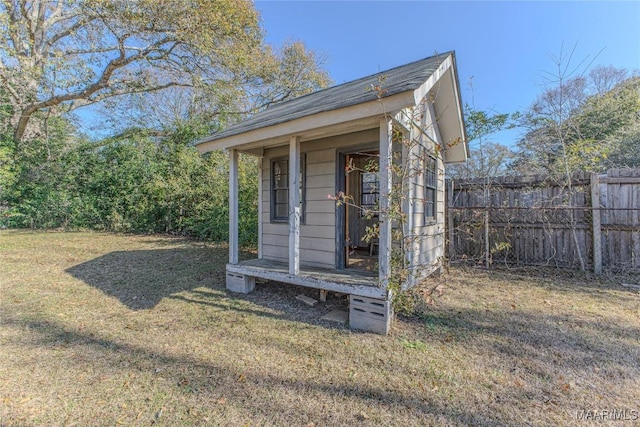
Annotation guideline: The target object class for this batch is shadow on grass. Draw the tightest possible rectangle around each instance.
[405,301,640,390]
[65,246,233,310]
[165,293,290,322]
[64,246,342,328]
[468,265,640,300]
[2,314,513,426]
[424,308,638,356]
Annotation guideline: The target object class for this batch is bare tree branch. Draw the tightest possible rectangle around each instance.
[1,0,329,143]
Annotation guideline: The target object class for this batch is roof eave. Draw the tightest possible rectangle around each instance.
[196,90,416,153]
[447,52,470,162]
[412,52,468,164]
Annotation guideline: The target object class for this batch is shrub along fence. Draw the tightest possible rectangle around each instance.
[447,168,640,273]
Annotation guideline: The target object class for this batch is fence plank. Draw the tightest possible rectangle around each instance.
[447,180,455,260]
[448,169,640,272]
[591,173,602,274]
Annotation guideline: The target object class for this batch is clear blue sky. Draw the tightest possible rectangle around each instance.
[255,0,640,146]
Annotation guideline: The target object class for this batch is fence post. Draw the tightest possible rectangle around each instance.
[484,208,490,269]
[447,179,455,260]
[484,178,490,269]
[590,173,602,274]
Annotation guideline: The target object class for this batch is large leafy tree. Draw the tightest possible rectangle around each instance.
[569,75,640,170]
[0,0,329,143]
[0,0,330,243]
[512,65,639,175]
[510,61,637,272]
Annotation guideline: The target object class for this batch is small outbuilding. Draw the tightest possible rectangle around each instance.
[196,51,467,334]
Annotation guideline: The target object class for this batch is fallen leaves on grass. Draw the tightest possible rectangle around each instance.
[1,231,639,427]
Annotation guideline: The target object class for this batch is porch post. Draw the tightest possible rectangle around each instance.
[289,136,301,275]
[257,156,263,259]
[229,148,239,265]
[404,121,417,288]
[379,117,393,289]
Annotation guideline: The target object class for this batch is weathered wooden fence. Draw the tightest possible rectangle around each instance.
[447,169,640,272]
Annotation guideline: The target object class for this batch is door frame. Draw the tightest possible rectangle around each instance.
[335,143,379,270]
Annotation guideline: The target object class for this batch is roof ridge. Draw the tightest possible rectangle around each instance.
[263,50,454,111]
[195,50,455,146]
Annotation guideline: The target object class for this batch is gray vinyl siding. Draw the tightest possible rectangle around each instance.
[411,157,445,269]
[406,100,446,286]
[261,128,378,269]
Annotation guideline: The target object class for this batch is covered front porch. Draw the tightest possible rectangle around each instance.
[225,258,391,334]
[224,119,395,334]
[226,258,383,299]
[222,118,396,333]
[225,118,395,295]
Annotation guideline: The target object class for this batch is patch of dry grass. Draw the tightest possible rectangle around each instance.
[1,230,639,426]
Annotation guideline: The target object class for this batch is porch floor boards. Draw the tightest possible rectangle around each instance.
[227,258,387,299]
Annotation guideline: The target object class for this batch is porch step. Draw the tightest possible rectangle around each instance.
[349,295,393,335]
[226,272,256,294]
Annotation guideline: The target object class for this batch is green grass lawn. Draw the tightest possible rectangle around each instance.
[1,230,639,426]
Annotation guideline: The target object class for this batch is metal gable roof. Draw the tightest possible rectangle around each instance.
[196,51,454,145]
